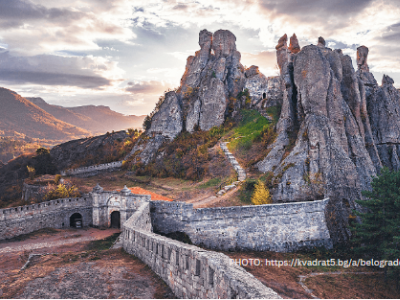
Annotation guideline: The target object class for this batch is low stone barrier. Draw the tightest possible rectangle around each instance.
[150,199,333,252]
[122,202,281,299]
[61,161,123,176]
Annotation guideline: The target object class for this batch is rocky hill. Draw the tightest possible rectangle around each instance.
[0,88,90,140]
[27,97,145,134]
[125,29,400,244]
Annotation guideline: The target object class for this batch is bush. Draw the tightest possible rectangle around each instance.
[44,184,80,201]
[54,174,62,185]
[251,180,272,205]
[27,165,35,179]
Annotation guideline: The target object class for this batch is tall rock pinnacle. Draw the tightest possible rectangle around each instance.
[288,34,300,54]
[357,46,369,72]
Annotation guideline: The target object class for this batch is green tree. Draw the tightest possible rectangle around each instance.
[351,167,400,286]
[251,180,272,205]
[143,115,152,130]
[33,147,56,175]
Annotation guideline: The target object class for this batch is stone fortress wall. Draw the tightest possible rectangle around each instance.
[0,196,92,240]
[0,183,332,298]
[122,202,281,299]
[60,161,123,176]
[150,199,333,252]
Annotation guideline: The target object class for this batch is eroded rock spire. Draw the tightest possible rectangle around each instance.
[357,45,369,72]
[317,36,326,47]
[288,34,300,54]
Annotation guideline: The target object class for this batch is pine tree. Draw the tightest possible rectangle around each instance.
[351,167,400,286]
[351,167,400,258]
[251,180,272,205]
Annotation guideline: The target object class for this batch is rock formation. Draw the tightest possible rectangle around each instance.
[244,66,282,108]
[126,30,400,244]
[256,36,400,243]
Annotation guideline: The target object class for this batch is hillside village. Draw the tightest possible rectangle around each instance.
[1,29,400,299]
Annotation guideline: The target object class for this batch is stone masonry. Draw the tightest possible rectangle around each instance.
[217,142,247,197]
[123,202,281,299]
[0,183,333,298]
[0,196,92,240]
[151,199,333,252]
[61,161,123,177]
[220,142,246,181]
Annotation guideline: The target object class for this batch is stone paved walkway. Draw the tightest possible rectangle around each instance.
[216,142,247,197]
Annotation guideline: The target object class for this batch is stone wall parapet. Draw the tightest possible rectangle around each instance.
[122,202,281,299]
[61,161,123,176]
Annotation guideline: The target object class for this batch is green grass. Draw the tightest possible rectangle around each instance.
[198,177,222,189]
[227,109,272,152]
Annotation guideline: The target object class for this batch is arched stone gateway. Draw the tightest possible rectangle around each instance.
[70,213,83,228]
[110,211,121,228]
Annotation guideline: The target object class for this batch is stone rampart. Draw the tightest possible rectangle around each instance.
[122,202,280,299]
[61,161,123,176]
[150,199,333,252]
[0,196,92,240]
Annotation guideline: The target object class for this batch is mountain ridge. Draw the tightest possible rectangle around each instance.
[27,97,145,135]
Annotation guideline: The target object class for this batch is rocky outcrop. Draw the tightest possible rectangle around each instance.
[147,92,183,140]
[357,52,400,170]
[244,66,283,109]
[183,29,246,132]
[130,29,249,163]
[256,35,400,243]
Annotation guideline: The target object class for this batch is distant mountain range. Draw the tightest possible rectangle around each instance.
[0,87,145,143]
[27,97,145,135]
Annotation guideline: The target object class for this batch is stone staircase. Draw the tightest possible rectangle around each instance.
[217,142,247,197]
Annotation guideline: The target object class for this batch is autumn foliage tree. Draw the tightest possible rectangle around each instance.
[251,180,272,205]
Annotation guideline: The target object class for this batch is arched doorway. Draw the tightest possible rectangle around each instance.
[110,211,120,228]
[263,92,266,99]
[70,213,83,228]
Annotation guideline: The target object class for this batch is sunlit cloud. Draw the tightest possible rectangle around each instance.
[0,0,399,116]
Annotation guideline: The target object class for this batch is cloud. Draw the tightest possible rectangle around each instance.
[0,52,116,88]
[125,80,167,94]
[0,0,135,55]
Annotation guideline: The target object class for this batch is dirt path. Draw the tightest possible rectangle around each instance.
[0,228,120,254]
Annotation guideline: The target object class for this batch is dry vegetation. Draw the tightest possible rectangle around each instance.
[0,228,174,299]
[226,251,400,299]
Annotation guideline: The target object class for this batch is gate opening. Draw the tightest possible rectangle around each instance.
[111,211,121,228]
[70,213,83,228]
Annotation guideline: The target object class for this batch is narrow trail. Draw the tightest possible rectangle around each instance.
[0,236,97,254]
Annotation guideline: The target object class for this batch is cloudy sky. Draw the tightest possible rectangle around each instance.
[0,0,399,116]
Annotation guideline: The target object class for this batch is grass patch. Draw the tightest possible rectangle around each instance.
[86,233,120,251]
[198,177,222,189]
[265,105,281,124]
[238,178,258,205]
[227,109,272,153]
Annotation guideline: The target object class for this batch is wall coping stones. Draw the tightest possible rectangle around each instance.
[61,160,123,176]
[122,202,281,299]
